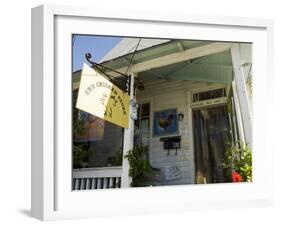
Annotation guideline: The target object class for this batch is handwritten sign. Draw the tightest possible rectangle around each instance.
[164,166,181,181]
[76,63,130,128]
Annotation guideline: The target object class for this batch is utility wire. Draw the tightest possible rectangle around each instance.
[125,38,142,75]
[85,38,142,94]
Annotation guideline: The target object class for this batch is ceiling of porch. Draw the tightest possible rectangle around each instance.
[137,50,233,84]
[100,39,235,85]
[100,39,213,69]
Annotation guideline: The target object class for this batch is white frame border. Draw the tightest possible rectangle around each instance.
[31,4,274,221]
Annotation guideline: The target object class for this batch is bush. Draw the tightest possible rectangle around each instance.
[223,141,252,182]
[125,146,152,187]
[73,143,91,168]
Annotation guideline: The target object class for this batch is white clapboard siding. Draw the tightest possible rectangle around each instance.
[72,166,122,190]
[137,79,224,185]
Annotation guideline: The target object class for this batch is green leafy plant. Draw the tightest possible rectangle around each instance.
[125,146,153,187]
[73,118,84,137]
[107,149,123,166]
[73,116,91,168]
[114,149,123,166]
[223,141,252,182]
[73,143,91,168]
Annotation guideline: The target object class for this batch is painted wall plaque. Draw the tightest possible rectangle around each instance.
[164,165,181,181]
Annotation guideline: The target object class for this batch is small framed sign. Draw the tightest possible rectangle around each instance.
[164,166,181,181]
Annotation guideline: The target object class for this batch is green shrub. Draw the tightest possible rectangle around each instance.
[73,143,91,168]
[223,141,252,182]
[125,146,152,187]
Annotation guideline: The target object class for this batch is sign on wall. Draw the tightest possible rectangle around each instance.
[164,165,181,181]
[76,63,130,128]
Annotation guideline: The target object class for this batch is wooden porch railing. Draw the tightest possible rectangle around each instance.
[72,166,122,190]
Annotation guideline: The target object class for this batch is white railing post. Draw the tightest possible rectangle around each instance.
[121,73,135,188]
[85,178,91,189]
[109,177,114,188]
[91,178,96,189]
[231,44,252,149]
[74,179,80,190]
[97,178,102,189]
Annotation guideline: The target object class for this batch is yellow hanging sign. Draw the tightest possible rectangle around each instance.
[76,63,130,128]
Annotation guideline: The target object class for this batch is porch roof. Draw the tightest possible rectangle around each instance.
[100,39,234,84]
[100,39,211,68]
[137,50,233,84]
[73,39,251,86]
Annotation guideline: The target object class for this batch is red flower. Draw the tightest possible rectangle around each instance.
[232,171,243,182]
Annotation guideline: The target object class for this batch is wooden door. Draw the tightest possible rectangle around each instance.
[193,106,230,184]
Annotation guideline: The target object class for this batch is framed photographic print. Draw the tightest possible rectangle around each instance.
[31,4,274,221]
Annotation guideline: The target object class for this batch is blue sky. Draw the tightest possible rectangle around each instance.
[72,35,122,72]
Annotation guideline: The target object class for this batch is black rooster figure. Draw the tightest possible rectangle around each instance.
[110,95,118,106]
[157,113,175,131]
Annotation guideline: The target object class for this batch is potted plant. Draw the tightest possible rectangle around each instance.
[125,146,153,187]
[73,116,91,168]
[107,149,123,166]
[223,141,252,182]
[73,143,91,168]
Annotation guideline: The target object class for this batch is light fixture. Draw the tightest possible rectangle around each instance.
[178,113,184,121]
[135,78,145,91]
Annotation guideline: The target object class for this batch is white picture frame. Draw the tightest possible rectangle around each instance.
[31,4,274,221]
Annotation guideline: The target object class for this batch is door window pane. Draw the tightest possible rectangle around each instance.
[134,103,150,147]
